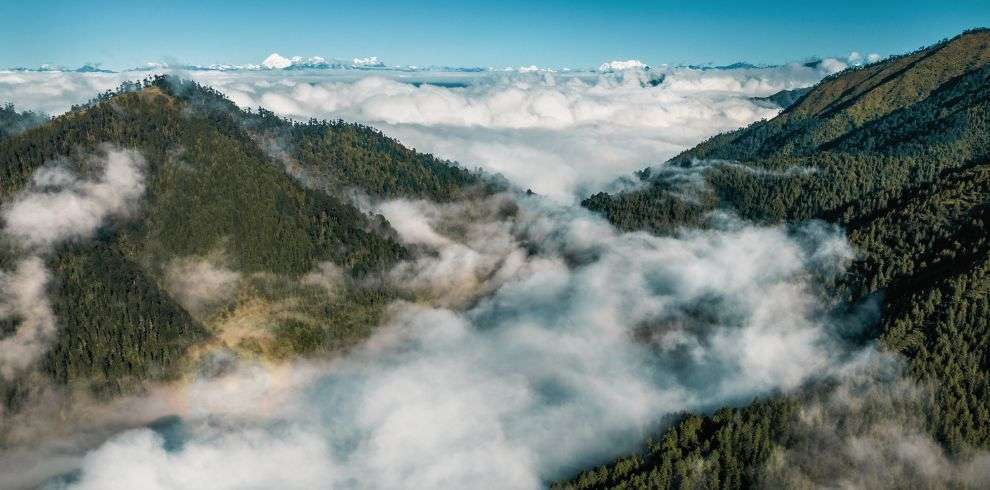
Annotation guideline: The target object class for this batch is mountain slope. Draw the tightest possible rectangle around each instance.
[564,28,990,488]
[586,29,990,232]
[0,76,487,410]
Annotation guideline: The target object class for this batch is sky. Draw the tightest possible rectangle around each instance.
[2,0,988,69]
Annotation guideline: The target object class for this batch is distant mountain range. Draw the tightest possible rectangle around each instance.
[3,53,868,75]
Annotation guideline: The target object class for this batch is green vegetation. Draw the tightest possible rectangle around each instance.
[564,28,990,488]
[0,76,489,408]
[44,238,206,396]
[554,400,796,490]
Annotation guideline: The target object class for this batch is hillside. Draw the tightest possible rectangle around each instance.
[563,28,990,488]
[0,76,488,410]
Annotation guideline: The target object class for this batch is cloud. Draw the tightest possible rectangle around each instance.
[0,257,55,379]
[1,62,844,201]
[2,148,146,249]
[66,425,338,490]
[199,63,848,201]
[164,258,242,317]
[0,71,129,116]
[211,69,796,199]
[599,60,648,72]
[0,57,885,488]
[45,193,866,489]
[374,195,538,307]
[0,147,145,379]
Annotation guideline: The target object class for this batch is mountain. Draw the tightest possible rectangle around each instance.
[684,62,768,71]
[0,76,490,409]
[561,28,990,488]
[261,53,293,69]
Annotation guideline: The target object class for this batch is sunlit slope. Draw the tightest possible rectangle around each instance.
[565,28,990,489]
[684,28,990,161]
[586,29,990,232]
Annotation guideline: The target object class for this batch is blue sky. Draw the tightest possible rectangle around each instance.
[2,0,988,69]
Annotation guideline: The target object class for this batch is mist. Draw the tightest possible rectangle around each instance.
[0,148,145,379]
[22,191,871,489]
[1,58,860,202]
[0,54,904,490]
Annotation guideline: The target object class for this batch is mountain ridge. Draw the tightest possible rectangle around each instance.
[0,75,490,409]
[562,27,990,489]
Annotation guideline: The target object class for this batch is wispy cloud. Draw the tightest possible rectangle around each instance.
[35,194,869,489]
[0,148,145,379]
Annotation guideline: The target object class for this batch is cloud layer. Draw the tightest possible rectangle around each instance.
[1,59,857,201]
[202,66,827,200]
[3,149,145,248]
[0,55,889,488]
[0,148,145,379]
[48,194,864,489]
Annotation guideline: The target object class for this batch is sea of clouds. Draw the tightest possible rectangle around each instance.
[0,55,861,201]
[19,193,867,489]
[6,53,972,489]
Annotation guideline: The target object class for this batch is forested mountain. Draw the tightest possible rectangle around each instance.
[0,76,488,409]
[561,28,990,488]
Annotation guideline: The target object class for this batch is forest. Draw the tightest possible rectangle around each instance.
[559,28,990,488]
[1,27,989,488]
[0,75,491,410]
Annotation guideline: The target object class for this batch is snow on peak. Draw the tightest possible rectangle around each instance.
[352,56,384,67]
[262,53,292,69]
[598,59,647,72]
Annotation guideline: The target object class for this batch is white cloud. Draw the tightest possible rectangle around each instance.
[164,258,241,316]
[818,57,849,74]
[0,56,887,488]
[198,69,809,201]
[598,59,647,72]
[48,194,864,489]
[67,426,339,490]
[2,148,146,248]
[0,148,145,379]
[0,257,55,379]
[0,61,844,201]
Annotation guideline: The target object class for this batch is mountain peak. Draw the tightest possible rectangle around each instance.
[262,52,292,69]
[598,59,648,72]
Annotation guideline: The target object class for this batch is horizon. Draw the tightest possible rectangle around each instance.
[3,6,990,489]
[2,1,988,70]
